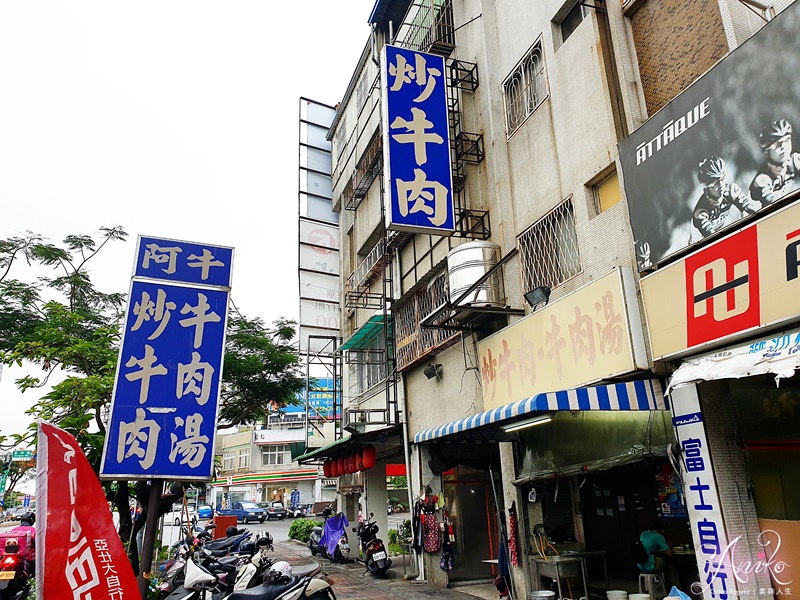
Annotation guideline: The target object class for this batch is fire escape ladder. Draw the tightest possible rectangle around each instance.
[445,58,488,239]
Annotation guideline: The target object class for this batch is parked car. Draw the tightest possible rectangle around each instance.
[217,501,266,523]
[257,501,287,520]
[197,504,214,520]
[163,503,198,527]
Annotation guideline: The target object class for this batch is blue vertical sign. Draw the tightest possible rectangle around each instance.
[100,236,233,481]
[382,45,455,234]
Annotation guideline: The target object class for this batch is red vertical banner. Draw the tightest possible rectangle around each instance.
[36,422,139,600]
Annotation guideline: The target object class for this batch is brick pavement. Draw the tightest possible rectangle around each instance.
[272,539,479,600]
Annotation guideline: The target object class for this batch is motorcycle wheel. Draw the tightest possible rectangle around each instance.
[309,542,318,556]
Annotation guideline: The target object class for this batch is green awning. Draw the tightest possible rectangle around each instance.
[296,425,402,464]
[289,442,307,461]
[296,435,354,463]
[339,314,387,352]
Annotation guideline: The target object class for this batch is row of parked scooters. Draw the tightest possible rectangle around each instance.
[155,523,336,600]
[306,508,392,579]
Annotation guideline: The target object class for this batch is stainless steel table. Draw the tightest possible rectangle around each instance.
[531,556,589,600]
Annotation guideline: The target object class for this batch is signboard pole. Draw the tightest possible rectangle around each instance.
[138,479,165,598]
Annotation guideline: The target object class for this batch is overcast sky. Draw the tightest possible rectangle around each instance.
[0,2,375,444]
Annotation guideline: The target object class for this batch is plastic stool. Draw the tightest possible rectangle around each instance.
[639,573,667,600]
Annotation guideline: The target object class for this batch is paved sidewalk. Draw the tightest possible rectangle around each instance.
[272,539,487,600]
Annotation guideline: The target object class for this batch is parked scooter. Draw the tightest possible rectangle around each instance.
[0,513,35,600]
[353,513,391,578]
[165,558,334,600]
[308,507,349,563]
[229,561,335,600]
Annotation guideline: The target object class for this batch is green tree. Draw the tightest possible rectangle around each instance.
[2,458,36,500]
[0,226,305,565]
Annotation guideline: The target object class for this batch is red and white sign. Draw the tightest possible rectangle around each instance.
[641,201,800,359]
[36,422,139,600]
[685,225,760,347]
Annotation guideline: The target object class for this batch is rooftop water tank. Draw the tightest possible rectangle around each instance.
[447,241,505,307]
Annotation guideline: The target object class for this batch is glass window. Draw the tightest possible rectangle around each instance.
[560,2,586,43]
[595,172,622,213]
[223,451,236,471]
[237,448,250,469]
[261,444,291,467]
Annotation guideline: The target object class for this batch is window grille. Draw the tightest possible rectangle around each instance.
[356,71,370,114]
[395,271,458,370]
[334,116,347,158]
[503,40,547,137]
[518,198,581,294]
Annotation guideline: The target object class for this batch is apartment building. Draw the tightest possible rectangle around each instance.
[305,1,799,597]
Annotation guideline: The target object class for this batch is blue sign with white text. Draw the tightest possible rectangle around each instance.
[277,378,335,417]
[134,236,233,288]
[382,45,454,234]
[101,237,232,481]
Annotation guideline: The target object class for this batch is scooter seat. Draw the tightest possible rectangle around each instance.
[227,577,304,600]
[292,563,321,578]
[215,555,240,568]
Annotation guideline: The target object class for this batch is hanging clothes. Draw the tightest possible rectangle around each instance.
[497,538,510,578]
[422,498,440,553]
[508,501,519,567]
[439,537,455,572]
[412,500,423,552]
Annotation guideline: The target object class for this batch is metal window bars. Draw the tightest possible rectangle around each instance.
[518,198,582,295]
[395,0,455,56]
[503,41,547,136]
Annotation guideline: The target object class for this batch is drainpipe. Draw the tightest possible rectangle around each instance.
[401,417,421,580]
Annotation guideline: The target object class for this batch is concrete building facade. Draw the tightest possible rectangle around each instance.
[312,1,800,598]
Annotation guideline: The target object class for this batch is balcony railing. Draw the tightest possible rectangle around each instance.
[395,0,455,56]
[344,238,388,309]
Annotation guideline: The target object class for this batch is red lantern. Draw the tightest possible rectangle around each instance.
[330,459,339,477]
[323,460,332,478]
[345,455,355,474]
[355,450,364,471]
[362,445,376,470]
[337,456,346,476]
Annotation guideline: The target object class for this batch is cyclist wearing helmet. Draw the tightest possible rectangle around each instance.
[750,119,800,205]
[693,156,759,238]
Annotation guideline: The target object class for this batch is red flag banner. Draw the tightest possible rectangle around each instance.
[36,422,140,599]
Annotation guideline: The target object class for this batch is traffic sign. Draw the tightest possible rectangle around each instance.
[11,450,33,462]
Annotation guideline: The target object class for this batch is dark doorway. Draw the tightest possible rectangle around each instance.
[443,468,502,581]
[580,461,659,579]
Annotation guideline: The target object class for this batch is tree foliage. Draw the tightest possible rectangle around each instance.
[3,459,36,500]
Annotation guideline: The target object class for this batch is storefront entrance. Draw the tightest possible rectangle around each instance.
[443,467,502,582]
[723,374,800,593]
[580,461,691,579]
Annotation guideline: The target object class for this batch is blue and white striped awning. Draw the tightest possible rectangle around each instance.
[413,379,667,444]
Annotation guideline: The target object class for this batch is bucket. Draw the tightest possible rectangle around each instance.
[606,592,628,600]
[529,592,556,600]
[630,595,650,600]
